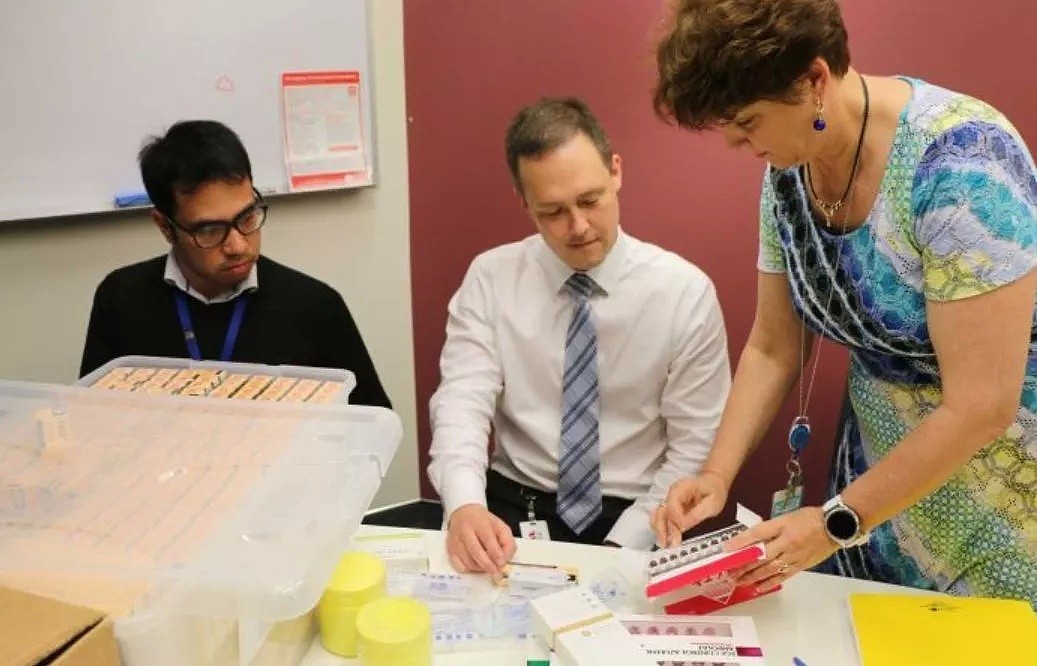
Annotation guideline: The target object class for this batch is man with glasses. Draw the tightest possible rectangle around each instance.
[79,120,391,408]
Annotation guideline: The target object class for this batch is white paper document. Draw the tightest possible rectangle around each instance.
[281,70,371,190]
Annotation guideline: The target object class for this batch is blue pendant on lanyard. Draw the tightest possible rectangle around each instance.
[788,416,811,454]
[772,416,809,518]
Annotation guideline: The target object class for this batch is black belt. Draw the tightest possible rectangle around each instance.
[486,469,633,520]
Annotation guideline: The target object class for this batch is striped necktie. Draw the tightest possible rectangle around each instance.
[556,272,602,534]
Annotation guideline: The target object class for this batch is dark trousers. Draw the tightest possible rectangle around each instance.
[486,469,633,545]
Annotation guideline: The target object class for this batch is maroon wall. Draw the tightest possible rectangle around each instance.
[404,1,1037,520]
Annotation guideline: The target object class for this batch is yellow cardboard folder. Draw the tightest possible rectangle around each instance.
[849,593,1037,665]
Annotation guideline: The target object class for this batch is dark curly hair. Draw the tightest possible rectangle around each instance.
[654,0,850,129]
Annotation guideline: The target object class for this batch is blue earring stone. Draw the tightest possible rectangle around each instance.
[813,118,827,132]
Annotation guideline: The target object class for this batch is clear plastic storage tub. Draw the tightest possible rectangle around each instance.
[0,378,401,665]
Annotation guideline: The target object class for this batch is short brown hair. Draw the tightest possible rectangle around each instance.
[505,97,613,189]
[654,0,851,129]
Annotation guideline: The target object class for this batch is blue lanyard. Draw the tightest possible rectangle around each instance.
[173,291,249,362]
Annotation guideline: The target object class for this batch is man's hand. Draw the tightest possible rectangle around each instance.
[446,504,517,580]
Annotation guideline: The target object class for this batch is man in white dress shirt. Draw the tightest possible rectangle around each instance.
[427,98,731,577]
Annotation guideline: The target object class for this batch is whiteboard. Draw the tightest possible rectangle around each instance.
[0,0,374,222]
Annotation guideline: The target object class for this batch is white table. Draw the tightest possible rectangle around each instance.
[302,526,929,665]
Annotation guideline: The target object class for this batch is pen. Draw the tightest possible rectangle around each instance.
[508,560,557,569]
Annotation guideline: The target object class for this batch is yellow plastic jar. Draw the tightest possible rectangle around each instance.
[317,551,387,657]
[356,597,432,666]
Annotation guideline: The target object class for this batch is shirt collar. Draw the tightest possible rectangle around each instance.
[163,251,258,305]
[537,228,628,297]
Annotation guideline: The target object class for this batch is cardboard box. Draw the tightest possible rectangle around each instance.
[646,504,781,613]
[621,614,766,664]
[555,617,658,666]
[0,585,120,666]
[529,586,613,651]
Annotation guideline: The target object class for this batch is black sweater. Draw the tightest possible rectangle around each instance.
[79,255,391,408]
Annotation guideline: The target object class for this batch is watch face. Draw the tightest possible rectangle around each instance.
[826,508,859,541]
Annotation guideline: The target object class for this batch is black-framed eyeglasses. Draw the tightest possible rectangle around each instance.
[164,188,268,249]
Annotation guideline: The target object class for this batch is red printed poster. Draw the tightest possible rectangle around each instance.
[281,71,371,190]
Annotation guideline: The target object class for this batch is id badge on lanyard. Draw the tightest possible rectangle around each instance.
[518,491,551,541]
[771,416,808,518]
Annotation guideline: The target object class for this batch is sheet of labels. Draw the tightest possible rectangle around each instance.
[90,366,344,403]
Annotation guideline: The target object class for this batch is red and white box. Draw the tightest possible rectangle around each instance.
[621,614,766,664]
[646,505,780,614]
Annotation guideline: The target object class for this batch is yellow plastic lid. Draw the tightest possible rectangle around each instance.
[322,551,386,607]
[356,597,432,660]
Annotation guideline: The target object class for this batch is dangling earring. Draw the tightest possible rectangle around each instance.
[813,98,827,132]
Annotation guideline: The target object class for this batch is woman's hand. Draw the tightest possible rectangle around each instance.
[652,471,730,548]
[724,506,838,593]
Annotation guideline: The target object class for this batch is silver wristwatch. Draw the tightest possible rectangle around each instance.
[821,494,870,548]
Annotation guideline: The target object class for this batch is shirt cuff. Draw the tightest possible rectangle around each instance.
[439,469,488,524]
[605,503,656,550]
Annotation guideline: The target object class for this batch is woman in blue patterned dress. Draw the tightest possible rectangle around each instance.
[650,0,1037,607]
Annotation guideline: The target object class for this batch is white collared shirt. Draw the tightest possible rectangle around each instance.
[163,251,258,304]
[428,231,731,549]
